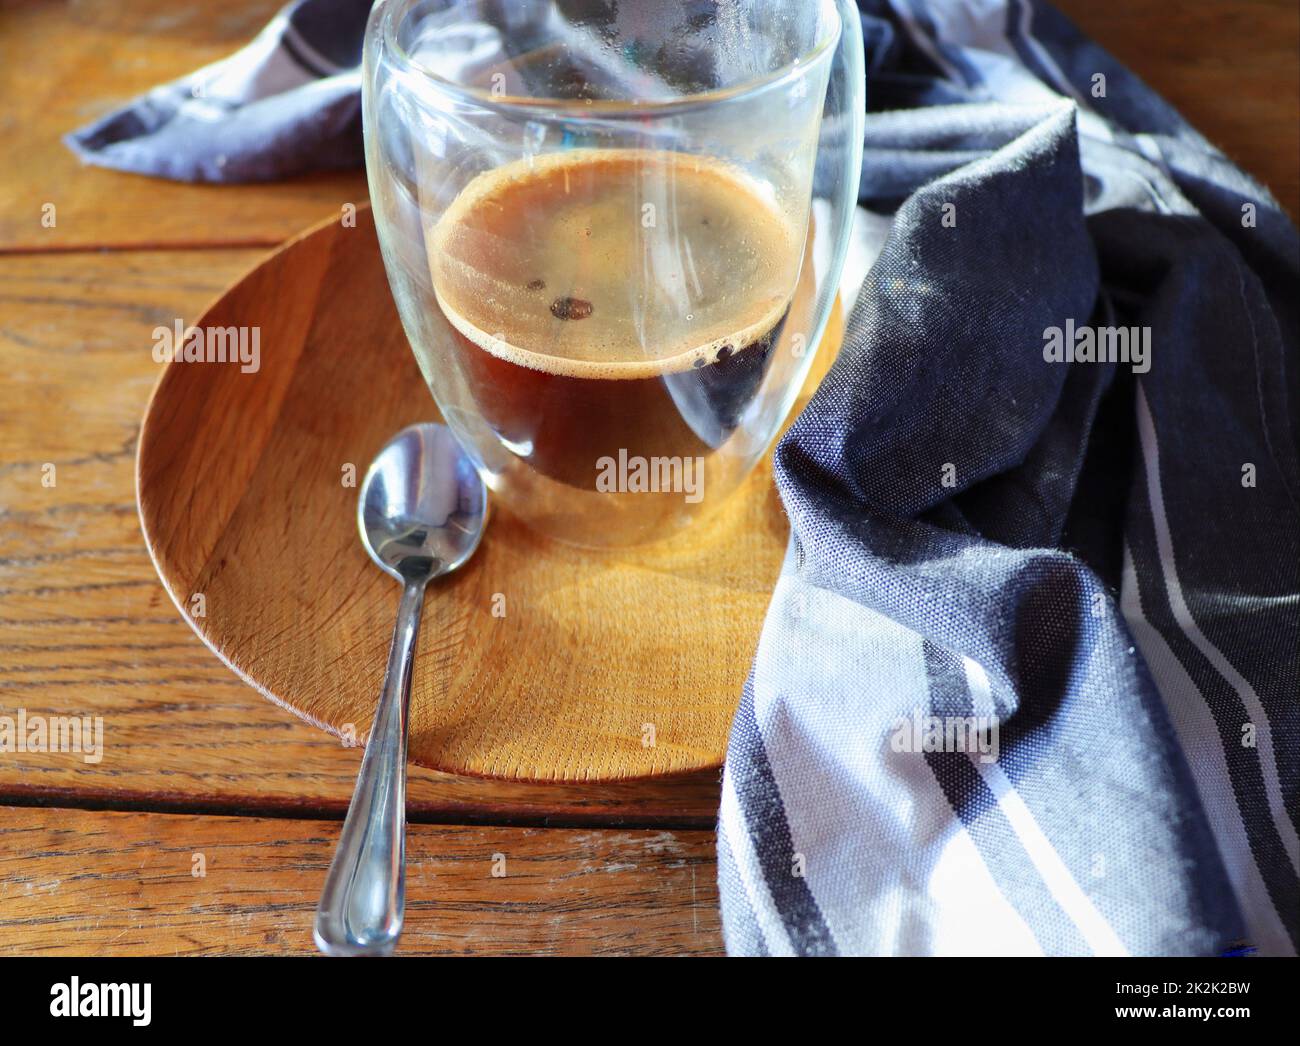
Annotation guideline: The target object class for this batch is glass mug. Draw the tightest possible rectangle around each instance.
[363,0,864,546]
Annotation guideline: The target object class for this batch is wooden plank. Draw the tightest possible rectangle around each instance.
[1055,0,1299,218]
[0,249,722,822]
[0,806,722,955]
[0,0,368,251]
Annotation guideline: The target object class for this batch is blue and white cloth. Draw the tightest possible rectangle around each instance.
[70,0,1299,956]
[721,2,1299,956]
[66,0,371,181]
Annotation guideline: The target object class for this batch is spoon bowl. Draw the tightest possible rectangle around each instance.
[360,423,487,581]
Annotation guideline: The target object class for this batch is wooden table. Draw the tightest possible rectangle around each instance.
[0,0,1295,956]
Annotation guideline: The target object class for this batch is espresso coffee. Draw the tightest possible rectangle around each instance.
[427,150,799,491]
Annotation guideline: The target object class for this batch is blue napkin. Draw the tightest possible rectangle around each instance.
[66,0,370,181]
[71,0,1299,955]
[722,2,1298,957]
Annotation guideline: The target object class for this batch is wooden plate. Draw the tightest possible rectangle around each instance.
[137,204,838,781]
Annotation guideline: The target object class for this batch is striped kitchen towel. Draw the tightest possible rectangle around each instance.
[65,0,372,181]
[67,0,1299,955]
[720,1,1298,956]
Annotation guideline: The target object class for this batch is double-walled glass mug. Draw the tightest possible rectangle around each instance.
[363,0,864,546]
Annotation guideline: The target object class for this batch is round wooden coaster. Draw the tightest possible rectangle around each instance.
[137,205,839,780]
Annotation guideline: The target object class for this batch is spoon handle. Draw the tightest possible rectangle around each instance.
[314,577,426,956]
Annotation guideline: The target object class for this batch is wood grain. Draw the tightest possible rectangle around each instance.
[0,806,722,955]
[0,0,368,252]
[0,247,722,823]
[136,206,839,781]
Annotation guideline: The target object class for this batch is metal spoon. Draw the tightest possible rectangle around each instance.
[314,423,487,957]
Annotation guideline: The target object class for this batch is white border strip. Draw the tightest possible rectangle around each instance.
[1135,383,1300,875]
[1121,545,1295,956]
[719,770,798,957]
[963,657,1131,956]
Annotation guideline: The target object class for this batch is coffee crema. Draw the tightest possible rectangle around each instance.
[426,149,801,489]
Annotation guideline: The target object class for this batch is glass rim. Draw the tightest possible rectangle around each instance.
[380,0,842,117]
